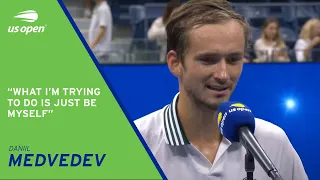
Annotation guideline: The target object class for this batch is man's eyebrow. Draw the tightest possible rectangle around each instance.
[195,52,220,58]
[228,52,244,56]
[195,51,244,58]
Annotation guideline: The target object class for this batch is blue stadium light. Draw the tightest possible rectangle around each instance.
[285,99,296,110]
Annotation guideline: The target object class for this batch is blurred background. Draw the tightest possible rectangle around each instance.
[63,0,320,64]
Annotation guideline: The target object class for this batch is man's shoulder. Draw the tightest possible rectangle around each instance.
[133,106,168,154]
[254,118,308,179]
[254,118,288,145]
[98,2,111,12]
[133,106,167,145]
[134,107,166,133]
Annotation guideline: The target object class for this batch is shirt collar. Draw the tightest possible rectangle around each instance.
[163,92,189,146]
[162,93,233,148]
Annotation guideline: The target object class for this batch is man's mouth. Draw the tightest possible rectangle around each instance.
[206,85,229,92]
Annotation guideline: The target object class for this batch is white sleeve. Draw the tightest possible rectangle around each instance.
[279,132,308,180]
[98,9,109,27]
[147,18,166,41]
[294,39,308,62]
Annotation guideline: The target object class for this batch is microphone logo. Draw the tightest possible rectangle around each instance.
[217,112,222,125]
[230,103,245,108]
[217,111,227,135]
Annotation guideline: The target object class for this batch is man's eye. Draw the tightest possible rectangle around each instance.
[199,56,221,64]
[227,55,242,63]
[199,58,211,64]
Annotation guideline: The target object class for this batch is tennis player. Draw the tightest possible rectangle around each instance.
[134,0,308,179]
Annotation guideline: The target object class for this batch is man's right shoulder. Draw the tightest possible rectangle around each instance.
[133,106,167,147]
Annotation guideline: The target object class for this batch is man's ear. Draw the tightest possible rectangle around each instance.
[167,50,182,77]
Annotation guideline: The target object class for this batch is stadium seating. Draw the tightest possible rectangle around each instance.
[280,27,298,49]
[128,5,160,62]
[65,0,320,63]
[251,28,262,42]
[125,1,319,62]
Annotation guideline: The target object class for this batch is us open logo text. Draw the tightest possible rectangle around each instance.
[8,10,46,35]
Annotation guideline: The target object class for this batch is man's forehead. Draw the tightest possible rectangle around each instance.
[189,20,244,35]
[186,22,245,54]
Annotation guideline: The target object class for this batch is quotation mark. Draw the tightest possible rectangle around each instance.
[8,88,12,92]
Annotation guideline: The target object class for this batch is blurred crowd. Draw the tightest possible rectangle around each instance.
[73,0,320,63]
[254,17,320,63]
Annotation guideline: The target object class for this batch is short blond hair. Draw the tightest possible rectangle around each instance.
[299,18,320,40]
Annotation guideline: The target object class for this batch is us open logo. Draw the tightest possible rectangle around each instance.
[8,10,46,35]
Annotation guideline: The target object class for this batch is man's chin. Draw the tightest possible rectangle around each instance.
[205,97,230,109]
[187,90,231,110]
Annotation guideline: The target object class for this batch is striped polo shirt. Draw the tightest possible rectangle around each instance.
[134,93,308,180]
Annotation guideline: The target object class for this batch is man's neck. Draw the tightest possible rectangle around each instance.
[177,91,222,145]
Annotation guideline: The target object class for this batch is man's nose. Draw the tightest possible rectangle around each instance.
[213,60,229,84]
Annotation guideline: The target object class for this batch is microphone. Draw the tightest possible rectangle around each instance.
[216,101,283,180]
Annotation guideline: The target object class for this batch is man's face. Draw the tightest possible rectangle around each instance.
[179,20,245,110]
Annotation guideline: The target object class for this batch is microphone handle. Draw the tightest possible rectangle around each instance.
[239,127,283,180]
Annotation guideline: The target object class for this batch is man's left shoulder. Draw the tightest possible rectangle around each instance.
[99,3,111,12]
[254,118,288,145]
[254,119,308,179]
